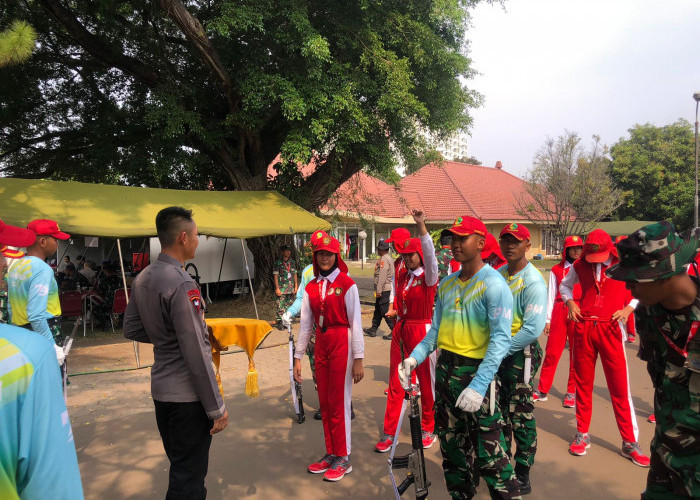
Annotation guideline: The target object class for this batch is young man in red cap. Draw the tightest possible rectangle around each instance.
[534,235,583,407]
[400,215,520,499]
[293,231,364,482]
[0,220,36,324]
[559,229,650,466]
[375,209,439,453]
[496,222,547,495]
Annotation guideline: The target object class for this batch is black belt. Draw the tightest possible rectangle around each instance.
[439,349,482,367]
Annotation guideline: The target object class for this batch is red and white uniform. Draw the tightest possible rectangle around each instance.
[537,260,580,395]
[296,268,363,457]
[383,234,438,436]
[560,257,640,442]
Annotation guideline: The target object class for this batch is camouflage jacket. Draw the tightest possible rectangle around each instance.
[436,246,453,281]
[635,279,700,387]
[273,258,297,294]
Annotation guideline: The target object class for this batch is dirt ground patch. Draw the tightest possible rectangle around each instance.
[67,296,654,499]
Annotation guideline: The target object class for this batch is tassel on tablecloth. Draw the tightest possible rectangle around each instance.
[245,357,259,397]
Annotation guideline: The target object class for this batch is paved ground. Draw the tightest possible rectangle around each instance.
[66,309,654,500]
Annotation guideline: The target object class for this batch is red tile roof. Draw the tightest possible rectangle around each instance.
[325,161,534,222]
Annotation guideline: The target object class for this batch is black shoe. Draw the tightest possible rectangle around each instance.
[382,333,392,340]
[351,409,356,420]
[314,409,322,420]
[276,320,285,331]
[363,327,377,337]
[516,474,531,495]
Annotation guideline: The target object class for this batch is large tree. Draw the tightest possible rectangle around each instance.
[0,0,487,291]
[609,120,695,230]
[516,131,621,246]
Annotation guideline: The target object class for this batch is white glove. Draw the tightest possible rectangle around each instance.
[456,387,484,412]
[281,312,292,327]
[398,357,417,390]
[54,343,66,366]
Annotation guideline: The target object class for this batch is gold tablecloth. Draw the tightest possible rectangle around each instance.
[206,318,272,397]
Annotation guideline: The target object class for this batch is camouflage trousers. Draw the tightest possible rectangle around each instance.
[276,293,295,322]
[642,368,700,499]
[306,331,317,386]
[497,341,543,472]
[435,353,521,500]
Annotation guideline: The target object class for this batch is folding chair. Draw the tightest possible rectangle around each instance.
[110,288,130,332]
[60,290,85,337]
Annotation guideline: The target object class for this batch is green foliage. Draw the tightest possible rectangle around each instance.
[0,0,484,205]
[0,20,36,66]
[609,120,695,230]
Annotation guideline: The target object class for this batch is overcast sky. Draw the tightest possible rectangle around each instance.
[465,0,700,177]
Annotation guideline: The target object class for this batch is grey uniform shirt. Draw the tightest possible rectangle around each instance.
[374,253,394,295]
[123,253,225,420]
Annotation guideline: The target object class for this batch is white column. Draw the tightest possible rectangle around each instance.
[371,225,376,254]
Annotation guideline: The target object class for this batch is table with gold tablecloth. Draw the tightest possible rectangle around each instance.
[205,318,272,397]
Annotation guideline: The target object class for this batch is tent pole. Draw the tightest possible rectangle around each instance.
[117,238,140,368]
[240,239,259,320]
[215,238,228,301]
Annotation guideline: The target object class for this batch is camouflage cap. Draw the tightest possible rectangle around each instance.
[606,221,700,282]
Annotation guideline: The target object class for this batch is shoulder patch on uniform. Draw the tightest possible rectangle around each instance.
[187,289,200,299]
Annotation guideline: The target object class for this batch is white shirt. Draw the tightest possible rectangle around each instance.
[546,261,572,322]
[295,268,364,360]
[560,257,638,309]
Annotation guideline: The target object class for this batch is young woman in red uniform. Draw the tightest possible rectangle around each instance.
[376,210,439,452]
[559,229,650,467]
[293,231,364,482]
[534,235,582,408]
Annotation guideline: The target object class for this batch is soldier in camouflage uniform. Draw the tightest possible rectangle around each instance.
[436,229,456,281]
[607,221,700,499]
[497,223,547,495]
[273,244,297,330]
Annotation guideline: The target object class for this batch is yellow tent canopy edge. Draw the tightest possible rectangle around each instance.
[0,178,331,239]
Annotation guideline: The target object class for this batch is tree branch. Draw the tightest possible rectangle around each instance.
[38,0,159,86]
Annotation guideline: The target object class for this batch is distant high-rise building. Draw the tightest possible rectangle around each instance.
[421,129,470,161]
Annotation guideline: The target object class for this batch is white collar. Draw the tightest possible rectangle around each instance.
[318,267,341,283]
[408,266,424,277]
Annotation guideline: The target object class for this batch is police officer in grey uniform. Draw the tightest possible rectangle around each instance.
[124,206,228,500]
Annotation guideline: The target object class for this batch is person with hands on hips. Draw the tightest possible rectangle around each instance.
[399,216,521,500]
[375,209,439,453]
[559,229,649,467]
[293,231,364,482]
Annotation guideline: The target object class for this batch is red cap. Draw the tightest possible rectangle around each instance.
[614,235,627,244]
[386,227,411,245]
[311,231,348,274]
[499,222,530,241]
[480,233,505,261]
[582,229,614,263]
[448,216,487,237]
[396,237,424,263]
[1,245,25,259]
[0,219,36,248]
[564,235,583,249]
[27,219,70,240]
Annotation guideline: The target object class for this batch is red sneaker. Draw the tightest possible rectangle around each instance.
[308,454,335,474]
[562,393,576,408]
[323,457,352,481]
[647,414,656,423]
[375,434,394,453]
[569,432,591,456]
[627,334,636,343]
[621,441,651,467]
[422,432,437,449]
[533,390,548,402]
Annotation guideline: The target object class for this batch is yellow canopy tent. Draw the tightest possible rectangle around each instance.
[0,177,330,238]
[0,177,330,366]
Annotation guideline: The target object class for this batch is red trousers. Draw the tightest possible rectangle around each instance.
[315,326,354,456]
[572,318,639,443]
[537,301,576,394]
[383,319,436,436]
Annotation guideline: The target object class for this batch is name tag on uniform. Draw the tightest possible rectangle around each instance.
[594,294,604,308]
